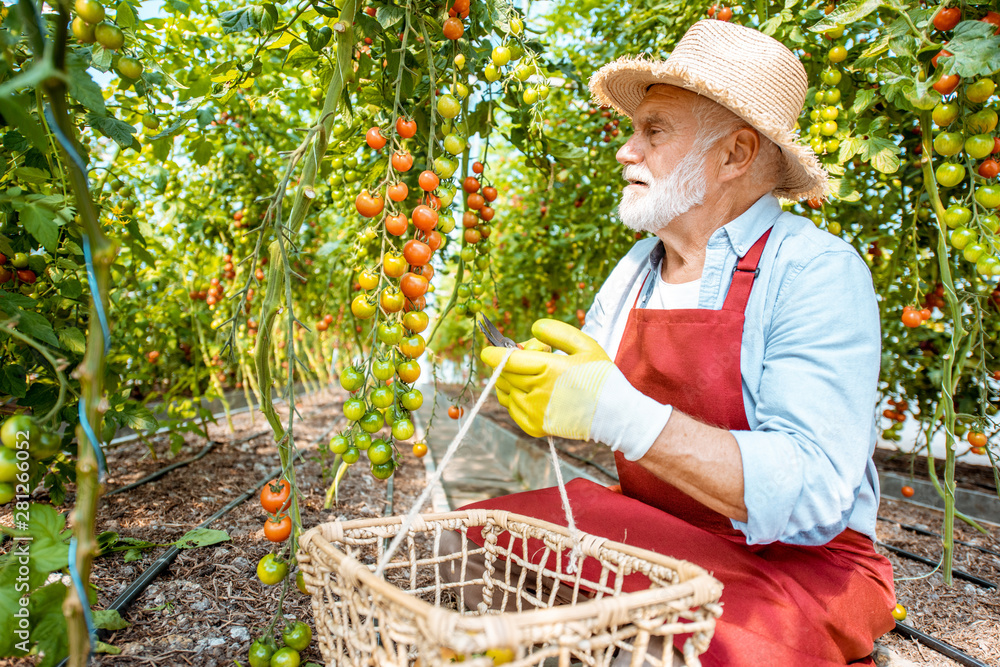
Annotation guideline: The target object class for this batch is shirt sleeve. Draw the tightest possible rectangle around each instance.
[730,250,881,546]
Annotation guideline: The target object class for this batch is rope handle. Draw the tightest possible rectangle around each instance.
[373,348,585,578]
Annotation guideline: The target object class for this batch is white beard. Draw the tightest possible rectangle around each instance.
[617,146,709,234]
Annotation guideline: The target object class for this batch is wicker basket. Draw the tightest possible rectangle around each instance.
[297,509,723,667]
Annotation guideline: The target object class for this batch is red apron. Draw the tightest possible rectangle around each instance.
[463,229,896,666]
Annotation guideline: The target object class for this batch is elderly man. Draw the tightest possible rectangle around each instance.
[445,19,896,666]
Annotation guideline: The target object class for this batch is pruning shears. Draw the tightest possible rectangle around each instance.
[478,314,520,350]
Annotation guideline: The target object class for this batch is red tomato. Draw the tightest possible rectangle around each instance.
[396,117,417,138]
[467,193,485,210]
[932,6,961,31]
[261,479,291,513]
[418,170,439,192]
[403,239,432,266]
[17,269,36,284]
[968,431,988,448]
[979,159,1000,179]
[932,74,960,95]
[442,16,464,39]
[400,272,429,299]
[385,213,408,236]
[464,228,482,244]
[392,150,414,172]
[356,190,385,218]
[463,176,481,193]
[931,49,952,68]
[901,309,922,328]
[264,515,292,542]
[412,205,439,232]
[981,11,1000,34]
[366,127,386,150]
[404,295,426,312]
[479,206,495,222]
[463,210,479,228]
[383,252,407,278]
[387,182,409,202]
[425,230,443,251]
[900,485,915,498]
[716,6,732,21]
[412,442,428,458]
[472,161,484,174]
[993,137,1000,154]
[448,405,464,419]
[482,186,498,202]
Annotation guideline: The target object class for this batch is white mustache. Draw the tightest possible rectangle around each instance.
[623,165,655,183]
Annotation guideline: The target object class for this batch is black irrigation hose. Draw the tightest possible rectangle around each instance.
[878,515,1000,559]
[53,421,341,667]
[892,621,995,667]
[104,430,270,497]
[877,541,997,589]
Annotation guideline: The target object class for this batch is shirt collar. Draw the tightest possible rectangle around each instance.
[644,193,784,267]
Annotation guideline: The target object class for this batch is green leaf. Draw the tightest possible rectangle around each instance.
[18,202,60,251]
[94,641,122,655]
[118,403,159,431]
[0,96,46,151]
[851,88,877,115]
[0,363,27,398]
[91,44,114,72]
[67,53,107,116]
[375,4,405,28]
[220,7,258,34]
[944,21,1000,78]
[123,548,143,562]
[56,327,86,354]
[93,609,130,631]
[116,0,139,30]
[174,528,230,549]
[29,582,68,667]
[85,113,137,148]
[810,0,882,31]
[27,504,71,573]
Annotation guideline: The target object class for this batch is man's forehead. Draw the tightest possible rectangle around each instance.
[632,85,699,124]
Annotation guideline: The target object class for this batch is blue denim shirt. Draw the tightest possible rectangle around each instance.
[581,194,881,546]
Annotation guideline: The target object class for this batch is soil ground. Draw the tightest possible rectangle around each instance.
[2,384,998,667]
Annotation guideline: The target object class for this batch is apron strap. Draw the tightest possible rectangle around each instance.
[722,227,772,313]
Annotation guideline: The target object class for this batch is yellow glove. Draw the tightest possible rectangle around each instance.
[481,319,673,460]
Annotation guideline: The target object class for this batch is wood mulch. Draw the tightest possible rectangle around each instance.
[442,383,1000,667]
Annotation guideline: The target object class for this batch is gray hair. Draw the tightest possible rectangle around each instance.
[689,95,784,193]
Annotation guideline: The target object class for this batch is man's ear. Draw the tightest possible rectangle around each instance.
[717,127,760,184]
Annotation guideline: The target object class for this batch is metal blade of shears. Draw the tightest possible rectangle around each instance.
[478,315,518,349]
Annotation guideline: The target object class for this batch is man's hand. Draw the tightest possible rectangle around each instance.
[481,319,673,461]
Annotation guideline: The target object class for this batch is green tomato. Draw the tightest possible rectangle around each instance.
[966,78,996,104]
[935,162,966,187]
[366,439,393,465]
[437,94,461,119]
[454,53,466,69]
[377,322,403,345]
[400,389,423,411]
[117,56,143,80]
[963,243,986,262]
[342,446,360,464]
[460,246,476,262]
[0,482,14,505]
[392,419,415,440]
[282,622,312,652]
[340,366,365,392]
[809,109,820,122]
[820,120,838,136]
[514,64,533,82]
[944,205,972,228]
[371,460,395,480]
[965,134,995,159]
[32,432,60,460]
[967,109,998,134]
[457,283,471,299]
[75,0,106,23]
[443,133,466,155]
[808,123,821,137]
[370,386,395,409]
[1,415,37,450]
[827,221,842,235]
[820,68,842,86]
[824,88,842,104]
[373,358,395,381]
[824,25,845,38]
[10,253,28,269]
[813,90,826,105]
[950,226,976,250]
[820,106,839,121]
[467,299,483,314]
[257,554,289,586]
[933,132,964,156]
[824,138,840,154]
[353,432,373,451]
[343,398,366,422]
[0,448,21,484]
[491,46,511,66]
[932,102,960,127]
[981,213,1000,233]
[453,82,469,99]
[508,16,523,35]
[523,88,538,104]
[270,647,300,667]
[359,410,385,433]
[344,169,360,183]
[248,638,276,667]
[977,254,1000,276]
[483,64,500,82]
[975,185,1000,209]
[433,155,458,178]
[329,435,349,455]
[94,21,124,50]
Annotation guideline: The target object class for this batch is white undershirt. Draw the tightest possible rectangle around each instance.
[605,260,702,361]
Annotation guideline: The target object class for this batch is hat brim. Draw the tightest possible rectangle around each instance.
[589,58,830,202]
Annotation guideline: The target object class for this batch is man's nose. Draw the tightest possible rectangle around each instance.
[617,135,642,165]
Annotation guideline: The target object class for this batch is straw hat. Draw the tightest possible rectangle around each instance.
[589,19,829,201]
